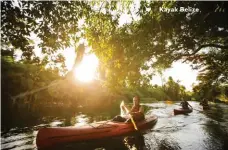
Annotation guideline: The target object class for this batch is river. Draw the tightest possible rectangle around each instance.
[1,101,228,150]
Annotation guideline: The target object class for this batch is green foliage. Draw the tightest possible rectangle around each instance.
[1,56,60,98]
[1,55,62,126]
[163,77,191,101]
[114,76,190,102]
[192,48,228,102]
[84,1,227,91]
[84,1,227,102]
[193,81,228,102]
[1,1,92,61]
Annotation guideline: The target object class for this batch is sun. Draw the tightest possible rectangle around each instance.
[73,54,99,82]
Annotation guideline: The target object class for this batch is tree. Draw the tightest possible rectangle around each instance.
[163,77,188,101]
[1,1,92,62]
[2,1,227,105]
[85,1,228,93]
[136,1,228,94]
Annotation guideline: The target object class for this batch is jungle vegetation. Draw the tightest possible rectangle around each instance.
[1,1,228,127]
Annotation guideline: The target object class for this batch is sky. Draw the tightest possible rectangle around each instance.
[151,62,199,91]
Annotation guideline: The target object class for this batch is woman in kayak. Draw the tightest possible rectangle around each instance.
[180,100,193,109]
[113,96,145,122]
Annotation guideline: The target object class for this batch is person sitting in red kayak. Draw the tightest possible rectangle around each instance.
[180,100,193,109]
[112,96,145,122]
[122,96,145,121]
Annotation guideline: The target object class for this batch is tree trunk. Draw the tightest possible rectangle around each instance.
[66,44,85,79]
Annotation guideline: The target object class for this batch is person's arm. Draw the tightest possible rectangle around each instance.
[130,106,144,114]
[139,106,144,113]
[120,102,127,115]
[121,102,130,114]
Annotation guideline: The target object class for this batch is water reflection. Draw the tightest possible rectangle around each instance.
[123,134,145,150]
[73,114,90,127]
[1,132,36,150]
[43,134,146,150]
[50,120,63,127]
[1,101,228,150]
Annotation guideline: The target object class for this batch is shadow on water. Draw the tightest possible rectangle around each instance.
[42,134,146,150]
[202,120,228,150]
[201,104,228,150]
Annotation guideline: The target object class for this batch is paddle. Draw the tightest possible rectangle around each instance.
[121,101,138,130]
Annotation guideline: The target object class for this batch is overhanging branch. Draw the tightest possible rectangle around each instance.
[196,44,228,52]
[174,43,228,62]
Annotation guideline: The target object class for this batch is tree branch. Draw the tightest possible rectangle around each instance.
[184,44,228,57]
[175,44,228,62]
[196,44,228,53]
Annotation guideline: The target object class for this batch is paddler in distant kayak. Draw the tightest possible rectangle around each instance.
[112,96,145,122]
[200,98,209,106]
[180,100,193,109]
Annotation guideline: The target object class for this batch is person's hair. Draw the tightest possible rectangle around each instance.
[134,95,140,101]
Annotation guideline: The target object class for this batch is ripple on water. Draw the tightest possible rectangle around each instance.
[1,134,34,150]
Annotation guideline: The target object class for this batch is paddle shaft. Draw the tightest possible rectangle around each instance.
[122,105,138,130]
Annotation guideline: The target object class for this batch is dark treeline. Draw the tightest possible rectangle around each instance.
[1,1,228,129]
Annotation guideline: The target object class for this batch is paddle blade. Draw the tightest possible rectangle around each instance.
[120,101,125,116]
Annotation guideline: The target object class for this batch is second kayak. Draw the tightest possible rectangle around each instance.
[174,108,193,115]
[36,115,158,149]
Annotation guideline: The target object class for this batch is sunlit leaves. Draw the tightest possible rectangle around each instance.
[1,0,92,62]
[2,0,228,99]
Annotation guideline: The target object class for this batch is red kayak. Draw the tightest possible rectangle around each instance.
[174,108,193,115]
[36,115,157,149]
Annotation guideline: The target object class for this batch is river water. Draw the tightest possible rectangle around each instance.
[1,101,228,150]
